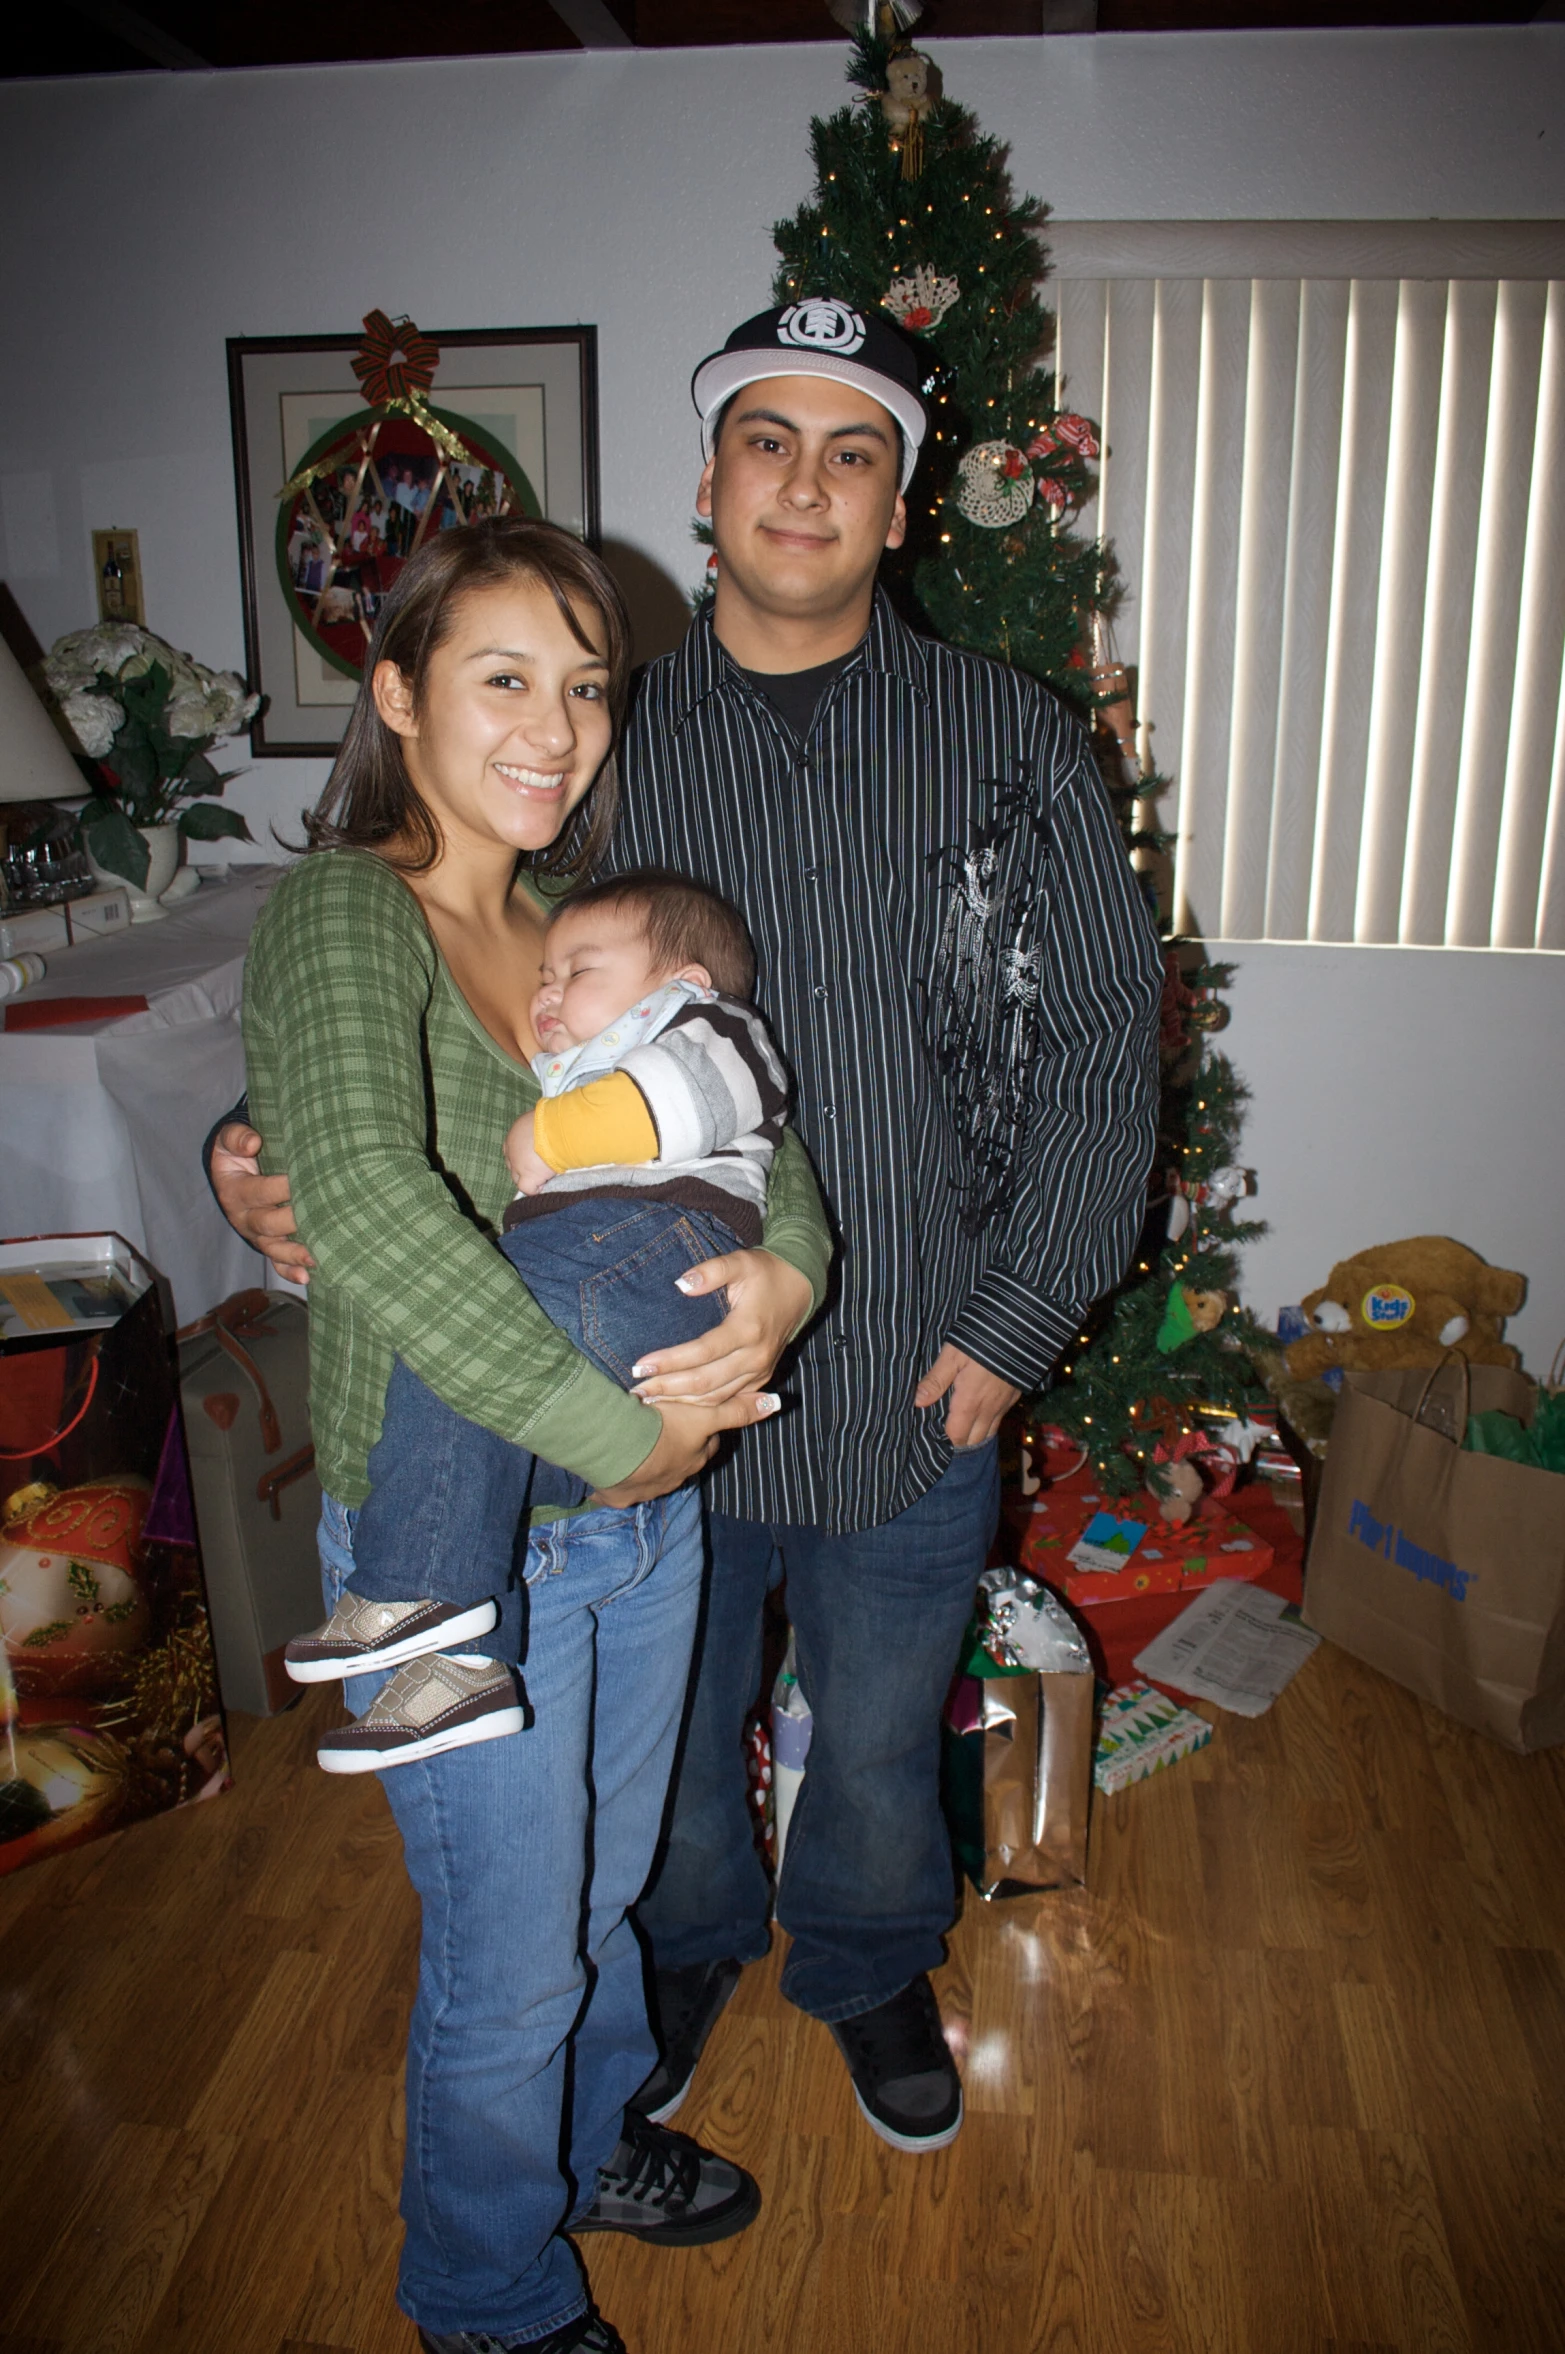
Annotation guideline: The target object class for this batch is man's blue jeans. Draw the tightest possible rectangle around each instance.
[638,1441,1000,2022]
[319,1484,704,2343]
[350,1198,735,1661]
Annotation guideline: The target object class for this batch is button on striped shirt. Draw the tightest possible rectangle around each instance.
[611,591,1163,1534]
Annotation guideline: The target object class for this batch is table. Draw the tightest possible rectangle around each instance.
[0,866,281,1324]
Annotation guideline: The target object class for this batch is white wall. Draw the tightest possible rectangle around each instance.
[1210,939,1561,1372]
[2,28,1561,1360]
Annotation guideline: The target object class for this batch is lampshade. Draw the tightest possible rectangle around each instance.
[0,634,88,803]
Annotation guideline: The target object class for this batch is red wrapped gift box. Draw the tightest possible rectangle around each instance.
[1011,1478,1302,1687]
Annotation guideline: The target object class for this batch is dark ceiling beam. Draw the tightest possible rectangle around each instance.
[72,0,209,66]
[547,0,636,43]
[1042,1,1099,24]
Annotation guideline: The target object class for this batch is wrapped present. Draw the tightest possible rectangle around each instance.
[942,1569,1094,1899]
[1013,1481,1290,1685]
[1018,1485,1273,1604]
[770,1633,813,1870]
[1093,1678,1212,1793]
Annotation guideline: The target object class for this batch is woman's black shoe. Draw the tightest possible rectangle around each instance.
[418,2310,625,2353]
[573,2109,760,2246]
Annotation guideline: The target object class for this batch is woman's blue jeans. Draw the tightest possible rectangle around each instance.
[318,1483,704,2343]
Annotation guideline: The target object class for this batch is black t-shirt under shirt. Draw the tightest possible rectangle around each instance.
[738,649,857,742]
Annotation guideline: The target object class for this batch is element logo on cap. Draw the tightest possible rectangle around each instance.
[776,300,867,356]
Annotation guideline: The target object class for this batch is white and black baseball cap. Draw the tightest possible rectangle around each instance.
[692,300,929,491]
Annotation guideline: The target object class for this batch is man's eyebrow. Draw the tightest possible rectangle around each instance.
[733,405,892,449]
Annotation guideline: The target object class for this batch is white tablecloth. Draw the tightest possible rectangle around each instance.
[0,866,282,1324]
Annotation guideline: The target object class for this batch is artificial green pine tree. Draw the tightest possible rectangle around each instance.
[757,27,1267,1493]
[1046,1024,1271,1499]
[770,25,1111,709]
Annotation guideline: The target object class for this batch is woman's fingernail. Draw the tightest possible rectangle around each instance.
[674,1273,698,1294]
[631,1362,649,1380]
[757,1393,781,1416]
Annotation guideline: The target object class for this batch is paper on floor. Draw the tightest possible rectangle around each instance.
[1132,1579,1320,1718]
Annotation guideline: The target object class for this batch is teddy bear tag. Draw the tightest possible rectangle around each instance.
[1361,1283,1415,1330]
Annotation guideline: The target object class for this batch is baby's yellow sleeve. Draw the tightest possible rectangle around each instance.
[533,1072,659,1171]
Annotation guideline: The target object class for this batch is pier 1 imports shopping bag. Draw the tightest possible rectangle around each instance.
[1303,1361,1565,1753]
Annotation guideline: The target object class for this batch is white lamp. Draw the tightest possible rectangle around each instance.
[0,634,86,803]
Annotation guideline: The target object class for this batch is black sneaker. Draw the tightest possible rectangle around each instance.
[573,2110,760,2247]
[418,2312,625,2354]
[828,1974,963,2153]
[634,1956,743,2123]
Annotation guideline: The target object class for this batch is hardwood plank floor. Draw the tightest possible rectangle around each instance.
[3,1643,1563,2354]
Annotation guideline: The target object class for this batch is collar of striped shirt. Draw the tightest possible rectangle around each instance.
[667,587,934,729]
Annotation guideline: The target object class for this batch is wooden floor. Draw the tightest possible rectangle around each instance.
[3,1643,1564,2354]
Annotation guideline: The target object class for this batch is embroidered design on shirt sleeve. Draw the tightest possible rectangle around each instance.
[920,765,1051,1240]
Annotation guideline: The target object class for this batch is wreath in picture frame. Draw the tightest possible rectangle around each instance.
[275,309,542,680]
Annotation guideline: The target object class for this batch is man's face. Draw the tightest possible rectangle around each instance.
[698,373,907,631]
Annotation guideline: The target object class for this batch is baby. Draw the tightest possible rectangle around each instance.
[285,869,790,1771]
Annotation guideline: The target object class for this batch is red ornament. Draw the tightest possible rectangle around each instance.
[1002,447,1027,479]
[351,309,440,408]
[1025,431,1058,461]
[1051,413,1101,459]
[1038,478,1070,514]
[904,305,933,330]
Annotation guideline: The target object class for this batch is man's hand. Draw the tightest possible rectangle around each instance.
[209,1123,316,1283]
[504,1110,553,1197]
[591,1391,780,1508]
[629,1248,814,1408]
[914,1343,1020,1449]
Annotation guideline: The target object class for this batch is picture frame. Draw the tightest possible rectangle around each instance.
[92,529,144,626]
[227,327,600,756]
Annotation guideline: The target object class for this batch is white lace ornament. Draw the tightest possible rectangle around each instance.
[881,266,960,332]
[954,439,1035,529]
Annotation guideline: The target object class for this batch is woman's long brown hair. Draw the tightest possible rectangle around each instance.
[304,518,633,879]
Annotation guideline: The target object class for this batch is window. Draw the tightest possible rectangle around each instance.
[1052,223,1565,949]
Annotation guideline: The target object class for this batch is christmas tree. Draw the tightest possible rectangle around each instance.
[758,21,1268,1494]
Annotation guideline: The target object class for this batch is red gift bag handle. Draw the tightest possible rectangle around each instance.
[0,1346,101,1461]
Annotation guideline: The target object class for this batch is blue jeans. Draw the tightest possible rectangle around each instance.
[350,1198,736,1660]
[639,1441,1000,2022]
[319,1485,704,2342]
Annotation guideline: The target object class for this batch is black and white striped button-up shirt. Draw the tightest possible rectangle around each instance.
[612,590,1163,1534]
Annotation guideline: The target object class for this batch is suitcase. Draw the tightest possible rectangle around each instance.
[178,1288,322,1714]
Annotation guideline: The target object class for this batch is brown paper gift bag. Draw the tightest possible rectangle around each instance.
[1303,1362,1565,1752]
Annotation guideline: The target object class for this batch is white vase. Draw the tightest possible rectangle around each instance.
[86,821,181,922]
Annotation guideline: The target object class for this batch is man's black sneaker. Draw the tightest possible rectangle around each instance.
[573,2109,760,2247]
[828,1974,964,2153]
[417,2312,625,2354]
[634,1956,743,2123]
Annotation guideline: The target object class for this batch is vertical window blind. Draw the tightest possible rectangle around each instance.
[1051,226,1565,950]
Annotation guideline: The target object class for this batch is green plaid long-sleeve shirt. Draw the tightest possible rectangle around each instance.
[242,847,831,1509]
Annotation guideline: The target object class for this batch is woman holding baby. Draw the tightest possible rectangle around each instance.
[235,520,828,2354]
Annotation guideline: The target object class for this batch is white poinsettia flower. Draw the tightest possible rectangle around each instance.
[60,688,126,759]
[46,623,257,748]
[164,689,217,738]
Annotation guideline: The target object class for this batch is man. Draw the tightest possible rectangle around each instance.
[212,298,1162,2158]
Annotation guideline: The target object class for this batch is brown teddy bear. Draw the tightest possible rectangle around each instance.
[1283,1236,1525,1379]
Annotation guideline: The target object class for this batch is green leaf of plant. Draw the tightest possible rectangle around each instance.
[111,727,159,799]
[79,803,150,888]
[177,801,252,842]
[180,751,221,790]
[121,660,170,723]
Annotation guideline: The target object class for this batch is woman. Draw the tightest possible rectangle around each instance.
[239,519,828,2354]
